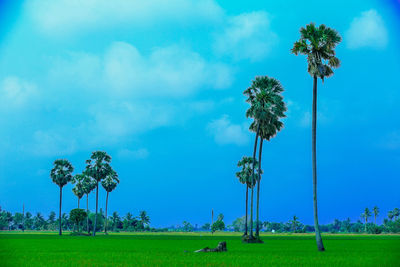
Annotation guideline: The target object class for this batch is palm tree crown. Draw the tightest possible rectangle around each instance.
[236,156,260,188]
[101,170,120,193]
[291,23,341,81]
[50,159,74,187]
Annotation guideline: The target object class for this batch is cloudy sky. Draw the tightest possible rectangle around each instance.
[0,0,399,227]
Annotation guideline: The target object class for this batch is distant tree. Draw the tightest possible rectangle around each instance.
[388,211,394,221]
[25,212,33,230]
[13,213,24,230]
[111,212,121,232]
[373,206,379,225]
[48,211,56,230]
[232,216,246,232]
[211,220,225,233]
[50,159,74,235]
[139,211,150,228]
[361,208,372,232]
[70,209,87,233]
[290,215,299,233]
[393,208,400,220]
[101,170,119,234]
[201,223,211,231]
[33,212,45,230]
[85,151,112,236]
[182,221,194,232]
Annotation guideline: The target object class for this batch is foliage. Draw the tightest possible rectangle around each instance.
[69,209,87,232]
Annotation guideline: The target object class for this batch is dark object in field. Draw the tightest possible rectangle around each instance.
[194,241,227,252]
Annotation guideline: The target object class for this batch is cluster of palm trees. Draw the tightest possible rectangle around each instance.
[387,208,399,221]
[50,151,119,236]
[236,23,341,251]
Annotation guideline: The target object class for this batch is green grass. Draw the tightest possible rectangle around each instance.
[0,232,399,266]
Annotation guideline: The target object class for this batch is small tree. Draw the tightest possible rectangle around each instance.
[373,206,379,225]
[211,220,225,233]
[361,208,372,232]
[70,209,87,233]
[101,170,119,234]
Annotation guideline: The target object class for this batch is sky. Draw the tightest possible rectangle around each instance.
[0,0,399,227]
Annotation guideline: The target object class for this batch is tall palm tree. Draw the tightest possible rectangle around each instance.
[361,208,372,232]
[50,159,74,235]
[236,156,258,237]
[388,211,394,221]
[81,173,96,233]
[245,76,287,239]
[85,151,112,236]
[101,170,119,234]
[373,206,379,225]
[72,174,85,208]
[292,23,341,251]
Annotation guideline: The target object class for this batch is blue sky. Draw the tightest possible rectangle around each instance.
[0,0,399,227]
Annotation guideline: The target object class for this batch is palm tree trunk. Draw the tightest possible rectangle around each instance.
[59,186,62,236]
[86,194,89,234]
[104,191,109,234]
[78,198,80,209]
[244,185,248,236]
[93,182,99,236]
[256,138,263,238]
[250,124,260,238]
[312,76,324,251]
[374,215,376,225]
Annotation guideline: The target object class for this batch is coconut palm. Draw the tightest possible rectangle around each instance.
[101,170,119,234]
[373,206,379,225]
[291,23,341,251]
[236,156,259,237]
[245,76,286,239]
[291,215,299,233]
[85,151,112,236]
[361,208,371,232]
[139,211,150,227]
[72,174,85,209]
[50,159,74,235]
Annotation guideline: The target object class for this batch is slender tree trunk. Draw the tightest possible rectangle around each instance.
[78,198,80,209]
[22,203,25,232]
[244,185,248,235]
[312,76,324,251]
[256,138,264,238]
[59,186,62,236]
[374,215,376,225]
[104,191,109,234]
[93,182,99,236]
[250,124,260,238]
[365,218,367,232]
[86,194,89,234]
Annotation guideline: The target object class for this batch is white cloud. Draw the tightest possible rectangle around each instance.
[346,9,388,49]
[0,77,37,109]
[118,148,149,160]
[213,11,278,61]
[26,0,224,36]
[207,115,249,145]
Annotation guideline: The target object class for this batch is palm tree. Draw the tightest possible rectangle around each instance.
[245,76,287,239]
[236,156,258,237]
[72,174,85,209]
[361,208,372,232]
[85,151,112,236]
[50,159,74,235]
[393,208,400,220]
[292,23,341,251]
[388,211,394,221]
[111,212,120,232]
[81,172,96,233]
[101,170,119,234]
[139,211,150,228]
[373,206,379,225]
[291,215,299,233]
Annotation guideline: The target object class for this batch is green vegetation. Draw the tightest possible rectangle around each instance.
[291,23,342,251]
[0,233,399,266]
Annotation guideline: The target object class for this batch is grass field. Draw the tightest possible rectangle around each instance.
[0,232,399,266]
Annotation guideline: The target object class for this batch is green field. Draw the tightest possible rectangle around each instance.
[0,232,399,266]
